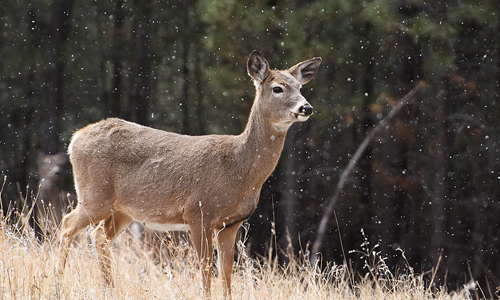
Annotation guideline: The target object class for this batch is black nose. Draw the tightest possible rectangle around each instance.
[300,105,313,116]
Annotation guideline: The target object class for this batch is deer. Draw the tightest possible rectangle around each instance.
[36,152,76,237]
[58,50,321,299]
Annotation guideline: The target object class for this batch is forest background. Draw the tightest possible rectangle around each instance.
[1,0,499,292]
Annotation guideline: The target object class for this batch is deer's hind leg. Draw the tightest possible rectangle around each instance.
[58,205,107,274]
[92,211,133,286]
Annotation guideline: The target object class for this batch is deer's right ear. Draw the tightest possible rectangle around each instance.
[36,150,46,166]
[55,152,68,164]
[247,50,270,87]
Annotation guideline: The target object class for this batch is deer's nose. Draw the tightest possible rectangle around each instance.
[299,105,313,116]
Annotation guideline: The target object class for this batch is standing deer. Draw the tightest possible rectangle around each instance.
[36,152,76,237]
[58,50,321,298]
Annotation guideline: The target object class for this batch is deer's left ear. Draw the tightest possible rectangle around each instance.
[247,50,271,87]
[288,57,322,85]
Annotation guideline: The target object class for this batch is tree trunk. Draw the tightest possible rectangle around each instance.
[359,24,375,236]
[193,50,206,135]
[110,0,125,118]
[282,128,299,256]
[43,0,74,154]
[431,74,450,265]
[379,26,422,259]
[180,42,191,134]
[131,0,152,125]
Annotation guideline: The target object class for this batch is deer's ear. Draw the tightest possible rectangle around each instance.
[36,150,46,166]
[288,57,322,85]
[247,50,270,86]
[55,152,68,164]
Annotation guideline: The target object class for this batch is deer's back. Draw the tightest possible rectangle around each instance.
[68,118,250,223]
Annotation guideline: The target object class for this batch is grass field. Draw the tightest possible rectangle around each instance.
[0,222,482,300]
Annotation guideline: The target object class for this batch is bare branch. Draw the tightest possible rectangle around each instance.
[310,81,426,264]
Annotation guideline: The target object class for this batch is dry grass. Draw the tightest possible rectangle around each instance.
[0,219,480,300]
[0,178,487,300]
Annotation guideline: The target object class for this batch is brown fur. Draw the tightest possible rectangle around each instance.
[58,51,321,298]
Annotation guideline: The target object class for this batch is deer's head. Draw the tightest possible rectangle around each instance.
[37,152,68,183]
[247,50,322,132]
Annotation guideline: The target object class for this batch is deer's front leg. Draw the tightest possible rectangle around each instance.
[190,221,214,297]
[216,221,243,300]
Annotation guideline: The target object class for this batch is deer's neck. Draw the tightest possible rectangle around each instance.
[38,179,60,202]
[237,101,288,186]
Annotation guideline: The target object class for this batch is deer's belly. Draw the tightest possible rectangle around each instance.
[143,221,190,232]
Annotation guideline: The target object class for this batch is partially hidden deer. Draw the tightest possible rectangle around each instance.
[36,152,76,236]
[58,50,321,298]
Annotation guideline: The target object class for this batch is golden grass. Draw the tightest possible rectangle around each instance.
[0,218,477,300]
[0,178,485,299]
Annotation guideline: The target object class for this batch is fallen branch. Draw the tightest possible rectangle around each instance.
[310,81,426,264]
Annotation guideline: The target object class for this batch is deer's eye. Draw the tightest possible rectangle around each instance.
[272,86,283,93]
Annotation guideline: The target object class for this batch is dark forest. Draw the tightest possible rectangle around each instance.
[1,0,499,292]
